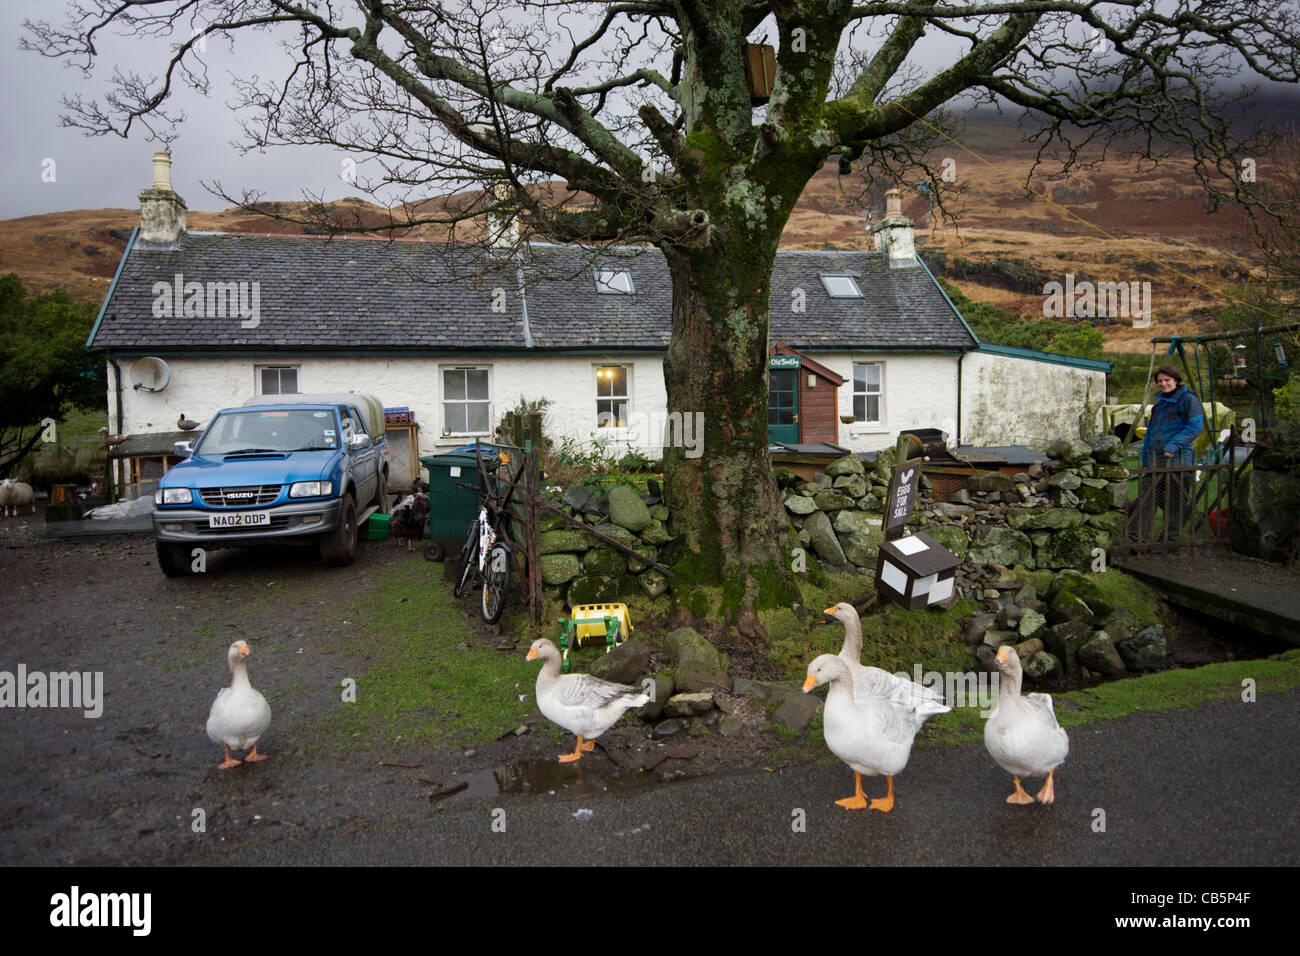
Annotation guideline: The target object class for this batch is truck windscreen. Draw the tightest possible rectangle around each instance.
[196,409,339,455]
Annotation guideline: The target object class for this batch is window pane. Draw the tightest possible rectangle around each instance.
[281,368,298,393]
[447,404,467,433]
[466,369,489,400]
[821,275,862,298]
[444,369,466,400]
[597,400,614,428]
[866,396,880,423]
[261,368,276,394]
[610,366,627,396]
[467,402,489,433]
[853,395,864,421]
[853,364,866,390]
[596,269,634,293]
[866,364,880,390]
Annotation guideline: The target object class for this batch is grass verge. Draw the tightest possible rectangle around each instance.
[309,559,543,752]
[917,649,1300,749]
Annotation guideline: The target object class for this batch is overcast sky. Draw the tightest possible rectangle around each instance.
[3,2,355,218]
[3,1,1297,220]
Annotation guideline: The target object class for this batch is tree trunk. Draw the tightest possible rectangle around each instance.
[660,233,800,627]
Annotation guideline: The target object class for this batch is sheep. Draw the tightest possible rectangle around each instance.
[0,479,36,517]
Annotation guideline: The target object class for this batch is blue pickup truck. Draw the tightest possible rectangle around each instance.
[152,393,393,576]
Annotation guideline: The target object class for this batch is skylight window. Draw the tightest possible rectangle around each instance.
[820,274,863,298]
[595,268,635,294]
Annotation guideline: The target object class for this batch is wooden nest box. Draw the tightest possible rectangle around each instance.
[742,43,777,104]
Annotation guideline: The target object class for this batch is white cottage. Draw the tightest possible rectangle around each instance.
[89,154,1108,490]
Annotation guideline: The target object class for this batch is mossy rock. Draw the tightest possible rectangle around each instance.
[582,548,626,575]
[967,525,1034,568]
[607,484,652,533]
[774,467,801,488]
[627,546,659,574]
[925,524,970,561]
[566,573,621,605]
[540,553,582,585]
[540,529,592,554]
[588,522,637,549]
[641,518,673,546]
[638,569,668,598]
[825,453,865,477]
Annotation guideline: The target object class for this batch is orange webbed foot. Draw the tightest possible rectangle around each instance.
[1007,776,1035,804]
[1036,771,1057,805]
[218,745,241,770]
[870,776,896,812]
[243,745,268,763]
[835,794,869,810]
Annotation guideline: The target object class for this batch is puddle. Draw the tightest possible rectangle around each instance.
[434,757,690,801]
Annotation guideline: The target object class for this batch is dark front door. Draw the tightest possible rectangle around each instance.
[768,369,799,444]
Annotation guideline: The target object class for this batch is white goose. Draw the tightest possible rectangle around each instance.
[984,646,1069,804]
[526,638,649,763]
[803,653,949,812]
[206,640,272,770]
[826,602,950,714]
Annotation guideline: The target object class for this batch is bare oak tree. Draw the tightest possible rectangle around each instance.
[26,0,1300,624]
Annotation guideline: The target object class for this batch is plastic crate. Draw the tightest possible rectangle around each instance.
[367,512,391,540]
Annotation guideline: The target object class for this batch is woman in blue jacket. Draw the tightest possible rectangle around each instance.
[1130,365,1204,543]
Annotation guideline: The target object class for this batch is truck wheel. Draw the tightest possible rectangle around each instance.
[156,540,193,577]
[320,495,358,567]
[374,469,389,515]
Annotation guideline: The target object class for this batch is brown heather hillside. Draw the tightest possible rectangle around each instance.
[0,114,1277,352]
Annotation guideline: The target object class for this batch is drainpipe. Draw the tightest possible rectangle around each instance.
[106,352,124,497]
[956,349,963,448]
[107,353,124,436]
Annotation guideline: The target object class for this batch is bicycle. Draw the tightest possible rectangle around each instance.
[452,481,512,624]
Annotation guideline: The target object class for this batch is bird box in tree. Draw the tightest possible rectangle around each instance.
[742,43,777,104]
[874,531,960,610]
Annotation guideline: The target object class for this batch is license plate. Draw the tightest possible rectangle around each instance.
[209,511,271,528]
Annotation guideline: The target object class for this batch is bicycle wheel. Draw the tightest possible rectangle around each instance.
[480,543,511,624]
[454,528,479,598]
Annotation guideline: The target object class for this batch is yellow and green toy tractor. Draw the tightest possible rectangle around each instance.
[557,603,633,673]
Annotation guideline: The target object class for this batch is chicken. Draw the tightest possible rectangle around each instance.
[389,491,429,551]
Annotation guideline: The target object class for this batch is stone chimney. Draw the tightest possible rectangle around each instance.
[486,183,519,250]
[138,151,187,245]
[871,187,916,266]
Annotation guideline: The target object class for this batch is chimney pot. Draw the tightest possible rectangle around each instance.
[885,187,902,217]
[152,151,173,189]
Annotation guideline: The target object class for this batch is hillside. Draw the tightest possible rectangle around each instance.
[0,111,1284,354]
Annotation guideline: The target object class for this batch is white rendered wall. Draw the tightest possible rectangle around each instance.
[960,350,1107,446]
[808,352,961,453]
[107,352,669,461]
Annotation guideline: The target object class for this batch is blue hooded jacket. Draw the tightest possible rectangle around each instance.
[1141,384,1204,466]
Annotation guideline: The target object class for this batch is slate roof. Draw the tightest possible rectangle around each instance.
[89,232,978,353]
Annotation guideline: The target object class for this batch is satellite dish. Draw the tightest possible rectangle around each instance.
[129,357,171,392]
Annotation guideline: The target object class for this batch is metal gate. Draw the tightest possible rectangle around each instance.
[1115,427,1251,553]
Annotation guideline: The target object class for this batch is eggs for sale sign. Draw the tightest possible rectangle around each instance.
[885,463,919,539]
